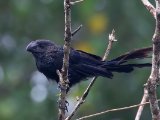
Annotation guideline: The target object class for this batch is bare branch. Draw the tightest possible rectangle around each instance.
[71,24,83,36]
[141,0,156,19]
[146,0,160,119]
[138,0,160,120]
[70,0,84,5]
[57,70,68,120]
[65,30,117,120]
[77,99,160,120]
[103,29,117,60]
[135,85,148,120]
[58,0,72,119]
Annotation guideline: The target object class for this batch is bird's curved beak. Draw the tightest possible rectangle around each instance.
[26,41,37,52]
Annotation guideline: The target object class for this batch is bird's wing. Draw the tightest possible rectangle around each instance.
[76,50,102,61]
[69,50,113,78]
[70,63,113,78]
[70,49,103,65]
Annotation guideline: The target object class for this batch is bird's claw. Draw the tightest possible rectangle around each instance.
[58,82,70,93]
[65,100,69,106]
[57,100,69,112]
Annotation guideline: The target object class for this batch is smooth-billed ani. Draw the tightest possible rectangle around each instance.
[26,40,152,88]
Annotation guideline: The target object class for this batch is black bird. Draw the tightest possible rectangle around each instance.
[26,40,152,88]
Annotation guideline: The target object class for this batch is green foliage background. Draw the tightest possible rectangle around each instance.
[0,0,156,120]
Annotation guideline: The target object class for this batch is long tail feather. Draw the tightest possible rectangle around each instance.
[106,63,151,73]
[104,47,152,73]
[111,47,152,64]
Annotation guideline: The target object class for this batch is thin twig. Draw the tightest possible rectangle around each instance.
[70,0,84,5]
[76,99,160,120]
[141,0,156,19]
[65,30,116,120]
[135,85,148,120]
[72,25,83,36]
[58,0,72,119]
[103,29,117,60]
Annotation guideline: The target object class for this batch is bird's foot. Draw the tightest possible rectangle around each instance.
[58,82,70,93]
[57,100,69,112]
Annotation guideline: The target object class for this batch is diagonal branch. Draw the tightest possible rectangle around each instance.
[71,25,83,36]
[65,30,117,120]
[141,0,156,19]
[135,85,148,120]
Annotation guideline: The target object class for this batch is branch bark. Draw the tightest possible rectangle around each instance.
[146,1,160,118]
[136,1,160,120]
[58,0,72,120]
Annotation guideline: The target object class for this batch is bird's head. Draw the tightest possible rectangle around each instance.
[26,40,55,57]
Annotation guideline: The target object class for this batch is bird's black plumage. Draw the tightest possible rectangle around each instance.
[26,40,152,87]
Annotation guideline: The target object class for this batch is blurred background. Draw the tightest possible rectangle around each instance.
[0,0,156,120]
